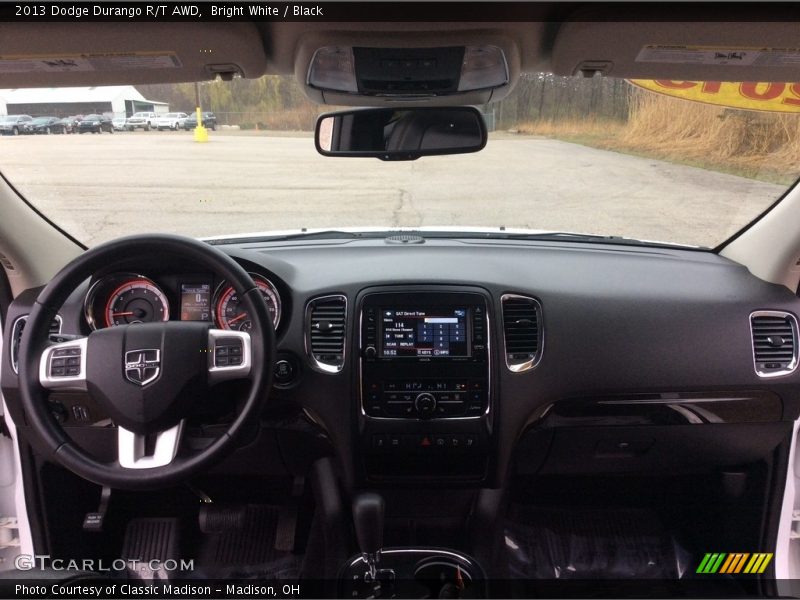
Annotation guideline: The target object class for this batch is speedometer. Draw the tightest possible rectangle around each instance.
[213,274,281,331]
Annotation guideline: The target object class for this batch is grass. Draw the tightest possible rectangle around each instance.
[513,94,800,186]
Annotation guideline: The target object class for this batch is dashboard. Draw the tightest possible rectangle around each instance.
[3,235,800,490]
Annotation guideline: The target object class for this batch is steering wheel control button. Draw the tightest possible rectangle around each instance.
[49,346,83,378]
[207,329,252,384]
[214,337,244,367]
[414,392,437,417]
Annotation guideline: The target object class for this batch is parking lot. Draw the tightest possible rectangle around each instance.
[0,130,785,247]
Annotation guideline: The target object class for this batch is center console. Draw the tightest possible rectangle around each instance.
[357,287,493,481]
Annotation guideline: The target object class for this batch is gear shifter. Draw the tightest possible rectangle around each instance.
[352,492,385,581]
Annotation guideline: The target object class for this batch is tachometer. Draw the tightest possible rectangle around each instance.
[84,273,171,330]
[103,277,170,327]
[214,274,281,331]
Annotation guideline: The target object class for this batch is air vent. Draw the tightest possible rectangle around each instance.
[385,234,425,245]
[751,311,798,378]
[11,315,62,374]
[306,295,347,373]
[501,294,542,372]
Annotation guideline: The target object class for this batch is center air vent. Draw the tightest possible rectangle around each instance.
[306,295,347,373]
[501,294,542,372]
[11,315,62,374]
[385,234,425,245]
[751,311,798,378]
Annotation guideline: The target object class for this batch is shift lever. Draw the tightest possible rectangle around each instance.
[352,492,385,581]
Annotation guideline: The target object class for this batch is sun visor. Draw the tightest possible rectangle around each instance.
[0,22,267,87]
[552,18,800,83]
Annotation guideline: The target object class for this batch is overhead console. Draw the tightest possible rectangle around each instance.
[293,26,528,107]
[357,287,492,482]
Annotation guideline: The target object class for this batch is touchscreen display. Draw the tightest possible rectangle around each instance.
[381,308,469,357]
[180,283,211,321]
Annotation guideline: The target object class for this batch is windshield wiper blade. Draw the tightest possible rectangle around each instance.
[495,231,639,242]
[261,229,369,241]
[482,231,698,248]
[207,230,368,244]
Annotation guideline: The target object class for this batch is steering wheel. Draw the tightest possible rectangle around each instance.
[17,234,275,490]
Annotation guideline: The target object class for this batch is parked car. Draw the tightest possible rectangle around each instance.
[76,114,114,134]
[126,111,158,131]
[0,115,32,135]
[154,112,188,130]
[183,111,217,130]
[111,117,127,131]
[23,116,67,135]
[58,115,82,134]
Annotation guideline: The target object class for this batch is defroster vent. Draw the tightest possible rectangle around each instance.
[306,295,347,373]
[751,311,798,377]
[501,294,542,372]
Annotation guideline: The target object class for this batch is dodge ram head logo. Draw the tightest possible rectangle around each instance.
[124,349,161,386]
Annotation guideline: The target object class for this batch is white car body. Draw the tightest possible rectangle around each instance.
[125,111,158,131]
[154,112,188,130]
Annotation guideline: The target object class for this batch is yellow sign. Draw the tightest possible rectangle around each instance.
[628,79,800,113]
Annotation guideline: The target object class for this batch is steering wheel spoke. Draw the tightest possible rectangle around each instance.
[39,337,88,392]
[118,421,185,469]
[207,329,252,384]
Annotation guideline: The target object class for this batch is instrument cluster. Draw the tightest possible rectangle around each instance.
[83,271,282,332]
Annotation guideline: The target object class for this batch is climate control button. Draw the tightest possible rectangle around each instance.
[414,392,437,417]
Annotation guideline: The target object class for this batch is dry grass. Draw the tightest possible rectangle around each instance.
[515,92,800,184]
[235,105,323,131]
[515,118,626,140]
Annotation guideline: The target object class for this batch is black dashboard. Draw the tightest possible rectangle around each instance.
[3,236,800,491]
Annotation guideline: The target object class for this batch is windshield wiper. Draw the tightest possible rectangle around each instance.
[207,230,369,244]
[491,231,640,243]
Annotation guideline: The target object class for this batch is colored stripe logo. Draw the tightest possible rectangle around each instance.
[696,553,773,574]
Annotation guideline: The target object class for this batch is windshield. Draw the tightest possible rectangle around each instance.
[2,74,798,248]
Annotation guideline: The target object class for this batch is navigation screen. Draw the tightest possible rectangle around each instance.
[381,308,469,357]
[180,283,211,321]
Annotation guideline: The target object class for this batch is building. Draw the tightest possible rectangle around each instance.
[0,86,169,118]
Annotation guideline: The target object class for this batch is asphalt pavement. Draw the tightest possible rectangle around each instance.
[0,130,785,247]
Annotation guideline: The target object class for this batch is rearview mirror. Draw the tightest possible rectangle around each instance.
[315,107,487,160]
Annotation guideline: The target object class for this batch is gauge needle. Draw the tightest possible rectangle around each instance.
[111,311,135,317]
[228,313,248,324]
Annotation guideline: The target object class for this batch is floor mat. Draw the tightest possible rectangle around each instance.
[193,504,302,580]
[503,506,690,579]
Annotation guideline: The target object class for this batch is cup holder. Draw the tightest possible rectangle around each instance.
[414,557,475,598]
